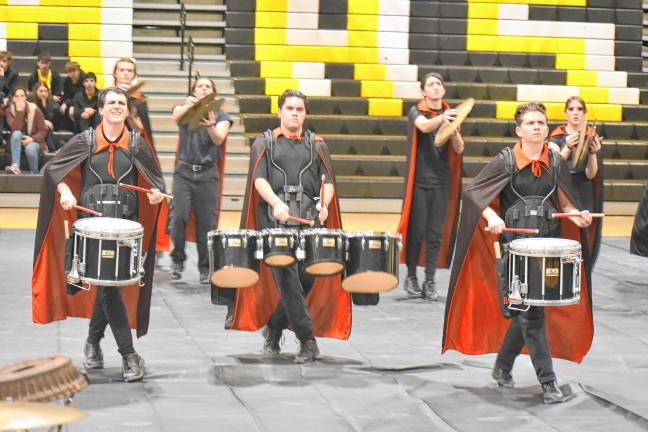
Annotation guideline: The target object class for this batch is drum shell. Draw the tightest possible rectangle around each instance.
[300,229,345,276]
[74,231,142,287]
[262,229,298,267]
[208,230,261,288]
[343,232,400,293]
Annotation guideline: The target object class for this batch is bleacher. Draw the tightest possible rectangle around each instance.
[226,0,648,203]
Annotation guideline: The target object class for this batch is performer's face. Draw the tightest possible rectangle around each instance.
[278,96,306,132]
[421,76,445,101]
[193,78,214,99]
[565,100,586,126]
[516,111,548,145]
[99,92,128,125]
[114,61,136,85]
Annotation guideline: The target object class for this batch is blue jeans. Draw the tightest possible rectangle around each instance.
[10,131,40,173]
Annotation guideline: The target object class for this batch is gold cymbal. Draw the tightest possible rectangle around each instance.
[178,93,225,132]
[0,402,88,431]
[126,80,145,97]
[434,98,475,146]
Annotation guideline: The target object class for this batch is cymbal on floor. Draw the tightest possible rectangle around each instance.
[0,401,88,431]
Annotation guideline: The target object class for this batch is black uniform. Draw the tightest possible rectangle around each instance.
[73,89,99,132]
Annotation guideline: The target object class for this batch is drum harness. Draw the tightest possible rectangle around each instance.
[263,129,318,228]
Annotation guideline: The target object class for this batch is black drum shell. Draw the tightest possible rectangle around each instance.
[343,234,399,293]
[262,230,297,267]
[301,230,345,276]
[510,254,577,304]
[76,237,137,284]
[210,232,260,276]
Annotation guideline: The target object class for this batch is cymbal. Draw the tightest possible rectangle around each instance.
[126,80,145,97]
[0,401,88,430]
[178,93,225,132]
[434,98,474,146]
[571,122,596,168]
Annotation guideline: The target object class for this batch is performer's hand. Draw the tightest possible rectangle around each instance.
[443,109,458,125]
[147,188,164,205]
[59,190,77,211]
[566,133,578,150]
[117,82,130,92]
[589,135,601,154]
[316,202,328,224]
[199,111,216,129]
[185,96,198,108]
[568,209,592,228]
[272,201,290,222]
[484,214,506,235]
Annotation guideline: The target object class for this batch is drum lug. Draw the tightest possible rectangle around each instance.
[508,276,530,312]
[68,256,81,283]
[337,236,342,250]
[139,252,147,277]
[255,238,264,260]
[208,238,214,275]
[296,248,305,260]
[243,236,248,248]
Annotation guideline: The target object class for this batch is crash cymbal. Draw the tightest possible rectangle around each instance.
[125,80,145,97]
[434,98,474,146]
[0,402,88,431]
[178,93,225,132]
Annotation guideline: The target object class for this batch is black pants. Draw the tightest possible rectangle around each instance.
[405,185,449,281]
[268,262,315,342]
[87,286,135,357]
[495,306,556,384]
[170,163,220,274]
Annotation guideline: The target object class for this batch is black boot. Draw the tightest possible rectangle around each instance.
[422,280,439,301]
[294,338,319,363]
[492,366,514,388]
[262,326,283,355]
[170,262,183,280]
[542,380,565,404]
[404,276,421,297]
[122,352,145,382]
[83,340,104,369]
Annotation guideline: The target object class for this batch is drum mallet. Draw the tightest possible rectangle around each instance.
[118,182,174,200]
[287,215,315,226]
[73,204,103,217]
[552,211,605,219]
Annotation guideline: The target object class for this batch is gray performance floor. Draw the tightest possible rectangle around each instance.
[1,229,647,431]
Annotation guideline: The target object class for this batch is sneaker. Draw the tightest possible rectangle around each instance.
[199,272,210,284]
[542,380,565,404]
[4,164,20,175]
[294,337,319,363]
[262,326,283,355]
[83,340,104,369]
[422,280,439,301]
[122,352,145,382]
[404,276,421,297]
[169,262,183,280]
[492,366,514,388]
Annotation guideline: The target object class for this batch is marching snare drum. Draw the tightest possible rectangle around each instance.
[261,228,299,267]
[508,237,581,308]
[208,229,262,288]
[299,228,345,276]
[70,217,144,287]
[343,232,401,293]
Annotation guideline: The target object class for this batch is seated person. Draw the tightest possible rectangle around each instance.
[31,81,61,152]
[60,61,85,132]
[3,87,47,174]
[73,72,99,132]
[27,53,61,102]
[0,51,18,101]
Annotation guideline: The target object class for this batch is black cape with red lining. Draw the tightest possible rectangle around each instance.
[221,129,352,339]
[396,100,462,269]
[630,181,648,256]
[550,124,603,266]
[442,145,594,363]
[32,129,165,338]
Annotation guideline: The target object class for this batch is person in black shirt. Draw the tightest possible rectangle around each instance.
[169,77,232,283]
[27,53,61,102]
[397,72,464,301]
[0,51,18,101]
[73,72,99,132]
[59,61,85,132]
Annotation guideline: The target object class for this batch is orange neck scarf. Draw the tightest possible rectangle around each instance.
[94,124,129,179]
[513,140,550,178]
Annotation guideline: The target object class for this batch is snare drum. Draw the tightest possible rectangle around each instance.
[300,229,345,276]
[508,237,581,308]
[343,232,401,293]
[261,228,299,267]
[71,217,144,287]
[208,229,262,288]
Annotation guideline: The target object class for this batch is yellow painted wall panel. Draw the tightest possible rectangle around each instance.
[256,45,378,64]
[69,24,101,41]
[254,28,286,45]
[265,78,297,96]
[71,57,103,75]
[69,41,101,57]
[555,54,585,70]
[467,19,499,35]
[41,0,102,5]
[2,6,101,23]
[468,5,499,19]
[6,22,37,39]
[348,0,379,15]
[348,30,377,48]
[270,95,279,114]
[467,0,585,5]
[347,14,378,31]
[361,80,394,98]
[355,64,386,80]
[588,104,622,122]
[567,70,597,86]
[368,98,402,116]
[579,87,608,104]
[496,101,620,121]
[255,11,287,28]
[256,0,287,12]
[260,61,294,78]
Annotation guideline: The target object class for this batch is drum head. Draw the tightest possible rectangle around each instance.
[264,255,295,267]
[211,267,259,288]
[74,217,143,237]
[509,237,581,257]
[342,272,398,293]
[305,262,344,276]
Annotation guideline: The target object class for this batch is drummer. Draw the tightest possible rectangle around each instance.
[441,102,593,404]
[397,72,464,301]
[168,77,232,283]
[32,87,166,382]
[217,89,351,363]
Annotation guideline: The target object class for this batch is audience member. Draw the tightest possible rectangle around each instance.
[0,51,18,101]
[27,53,61,102]
[3,87,47,174]
[73,72,99,132]
[31,81,61,152]
[60,61,85,132]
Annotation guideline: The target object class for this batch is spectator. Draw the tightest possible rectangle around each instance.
[0,51,18,101]
[73,72,99,132]
[3,87,47,174]
[31,81,61,152]
[27,53,61,102]
[60,61,85,132]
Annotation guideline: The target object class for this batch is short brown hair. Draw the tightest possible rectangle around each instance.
[514,102,547,126]
[37,53,52,63]
[564,95,587,114]
[420,72,444,90]
[112,57,137,76]
[64,61,81,73]
[278,89,307,110]
[98,86,129,110]
[0,51,13,64]
[191,77,216,95]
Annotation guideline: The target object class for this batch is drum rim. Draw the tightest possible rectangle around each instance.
[509,296,580,306]
[509,237,581,256]
[208,229,260,237]
[345,231,399,238]
[79,276,141,287]
[300,228,344,236]
[74,217,144,237]
[261,228,298,235]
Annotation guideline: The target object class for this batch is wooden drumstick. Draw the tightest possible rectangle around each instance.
[64,220,70,239]
[73,204,103,216]
[494,241,501,259]
[287,215,315,226]
[118,182,174,200]
[552,212,605,219]
[485,227,539,234]
[319,174,325,207]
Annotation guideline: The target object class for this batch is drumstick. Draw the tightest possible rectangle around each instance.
[485,227,540,234]
[552,212,605,219]
[64,220,70,239]
[319,175,325,206]
[118,182,174,200]
[73,204,103,216]
[287,215,315,226]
